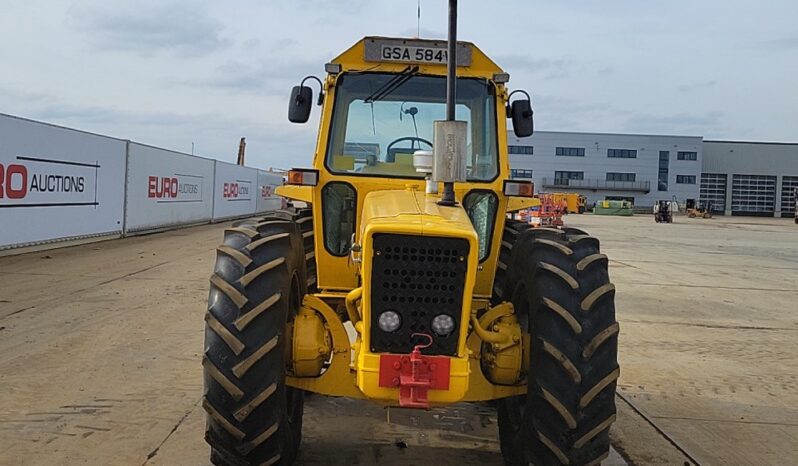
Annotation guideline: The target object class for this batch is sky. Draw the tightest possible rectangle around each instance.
[1,0,796,170]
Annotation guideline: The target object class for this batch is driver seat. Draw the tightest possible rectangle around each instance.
[360,153,419,176]
[387,145,418,163]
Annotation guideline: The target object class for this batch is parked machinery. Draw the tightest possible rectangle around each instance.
[685,198,713,218]
[201,4,619,465]
[562,192,586,214]
[594,199,634,216]
[577,194,587,213]
[654,200,674,223]
[529,193,568,227]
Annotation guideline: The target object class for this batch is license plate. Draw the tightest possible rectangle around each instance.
[381,45,448,64]
[364,38,472,66]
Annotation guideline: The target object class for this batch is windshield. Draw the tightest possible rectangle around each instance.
[325,73,499,181]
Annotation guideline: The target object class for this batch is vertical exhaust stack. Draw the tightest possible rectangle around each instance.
[434,0,467,207]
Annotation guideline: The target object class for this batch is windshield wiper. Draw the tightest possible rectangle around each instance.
[364,65,419,103]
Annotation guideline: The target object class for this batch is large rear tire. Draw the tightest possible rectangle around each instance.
[203,215,307,465]
[494,227,619,465]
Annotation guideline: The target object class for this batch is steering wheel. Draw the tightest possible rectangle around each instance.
[385,136,433,162]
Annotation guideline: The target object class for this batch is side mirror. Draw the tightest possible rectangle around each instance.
[288,85,312,123]
[288,76,325,124]
[508,90,534,138]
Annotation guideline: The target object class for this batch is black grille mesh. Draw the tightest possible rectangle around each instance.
[369,234,469,356]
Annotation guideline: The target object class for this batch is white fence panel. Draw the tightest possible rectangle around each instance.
[0,114,126,249]
[124,143,214,232]
[212,162,259,220]
[256,170,284,213]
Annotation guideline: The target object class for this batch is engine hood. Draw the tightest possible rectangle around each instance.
[359,189,479,245]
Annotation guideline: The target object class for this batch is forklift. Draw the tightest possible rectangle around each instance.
[654,200,674,223]
[685,198,713,219]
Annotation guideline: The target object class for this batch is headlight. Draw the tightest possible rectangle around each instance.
[378,310,402,332]
[431,314,455,336]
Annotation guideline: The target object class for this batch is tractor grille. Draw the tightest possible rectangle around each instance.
[370,234,469,356]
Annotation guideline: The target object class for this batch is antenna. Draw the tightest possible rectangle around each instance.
[417,0,421,37]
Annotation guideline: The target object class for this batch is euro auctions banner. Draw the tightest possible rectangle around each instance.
[0,114,126,249]
[212,161,259,220]
[256,170,283,213]
[124,143,214,232]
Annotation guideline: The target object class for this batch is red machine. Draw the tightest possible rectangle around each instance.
[520,193,567,227]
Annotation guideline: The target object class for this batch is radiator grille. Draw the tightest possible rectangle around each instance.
[370,234,469,356]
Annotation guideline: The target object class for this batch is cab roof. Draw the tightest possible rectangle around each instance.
[329,36,505,79]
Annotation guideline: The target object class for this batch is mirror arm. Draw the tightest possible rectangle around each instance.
[300,75,325,105]
[506,89,532,115]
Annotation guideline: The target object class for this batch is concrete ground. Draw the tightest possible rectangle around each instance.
[0,213,795,465]
[569,214,798,465]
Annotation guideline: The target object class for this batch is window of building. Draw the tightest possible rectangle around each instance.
[555,147,585,157]
[658,151,669,191]
[677,151,698,161]
[554,171,584,185]
[606,172,636,182]
[607,148,637,158]
[676,175,696,184]
[508,145,534,155]
[511,169,533,179]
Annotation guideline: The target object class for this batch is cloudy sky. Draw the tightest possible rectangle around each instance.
[1,0,796,169]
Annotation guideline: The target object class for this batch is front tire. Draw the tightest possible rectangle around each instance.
[495,227,619,465]
[203,216,307,465]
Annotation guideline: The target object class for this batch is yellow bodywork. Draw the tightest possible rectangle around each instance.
[281,37,527,405]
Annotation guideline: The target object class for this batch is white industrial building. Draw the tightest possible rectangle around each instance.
[508,130,798,218]
[507,131,704,209]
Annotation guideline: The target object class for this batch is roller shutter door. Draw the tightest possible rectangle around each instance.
[781,176,798,218]
[699,173,727,214]
[731,175,776,216]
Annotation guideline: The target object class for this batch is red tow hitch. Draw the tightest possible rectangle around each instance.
[378,333,451,408]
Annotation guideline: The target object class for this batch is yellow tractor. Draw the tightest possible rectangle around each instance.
[202,4,618,465]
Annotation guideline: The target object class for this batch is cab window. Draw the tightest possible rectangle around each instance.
[325,73,499,181]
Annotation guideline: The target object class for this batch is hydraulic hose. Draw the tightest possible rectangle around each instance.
[345,287,363,324]
[470,313,508,344]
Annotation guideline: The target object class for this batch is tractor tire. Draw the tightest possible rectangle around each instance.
[492,219,533,304]
[234,208,316,292]
[494,227,619,466]
[203,215,308,466]
[272,208,316,292]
